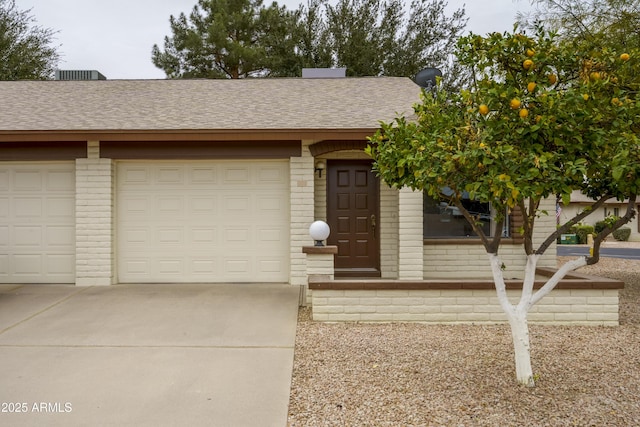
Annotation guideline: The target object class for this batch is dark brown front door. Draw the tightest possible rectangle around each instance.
[327,160,380,277]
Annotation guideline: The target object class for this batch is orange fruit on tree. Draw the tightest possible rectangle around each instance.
[510,98,521,109]
[620,53,630,61]
[590,71,601,81]
[478,104,489,115]
[523,59,534,70]
[527,82,536,92]
[519,108,529,118]
[582,94,589,101]
[526,49,535,57]
[548,74,557,84]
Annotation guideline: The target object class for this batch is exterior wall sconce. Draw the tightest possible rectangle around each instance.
[314,161,325,178]
[309,220,330,246]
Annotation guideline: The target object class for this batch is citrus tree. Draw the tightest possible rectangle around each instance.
[366,28,640,386]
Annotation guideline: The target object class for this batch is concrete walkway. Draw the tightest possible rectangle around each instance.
[0,283,300,427]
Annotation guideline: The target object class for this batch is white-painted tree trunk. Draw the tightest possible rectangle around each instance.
[488,253,588,386]
[507,310,535,387]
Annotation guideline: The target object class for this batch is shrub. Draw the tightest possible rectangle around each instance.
[571,224,595,244]
[595,215,620,234]
[613,227,631,241]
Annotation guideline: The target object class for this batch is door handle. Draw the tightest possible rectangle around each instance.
[371,214,376,239]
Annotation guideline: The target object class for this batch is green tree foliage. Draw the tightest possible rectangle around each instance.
[368,29,639,258]
[152,0,468,83]
[367,29,639,385]
[521,0,640,50]
[0,0,59,80]
[299,0,468,86]
[151,0,299,78]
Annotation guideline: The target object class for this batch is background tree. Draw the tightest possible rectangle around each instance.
[294,0,333,69]
[299,0,468,87]
[366,28,640,386]
[151,0,299,78]
[520,0,640,50]
[152,0,468,85]
[0,0,59,80]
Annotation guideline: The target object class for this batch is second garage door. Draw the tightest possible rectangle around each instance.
[117,160,290,283]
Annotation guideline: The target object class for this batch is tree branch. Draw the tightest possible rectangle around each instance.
[536,193,612,256]
[449,197,492,251]
[518,200,534,255]
[587,194,637,265]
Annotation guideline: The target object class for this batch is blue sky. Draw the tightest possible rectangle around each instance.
[14,0,533,79]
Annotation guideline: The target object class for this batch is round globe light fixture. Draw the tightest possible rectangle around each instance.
[309,220,330,246]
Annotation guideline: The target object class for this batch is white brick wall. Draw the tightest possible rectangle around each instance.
[75,142,114,286]
[424,245,527,279]
[398,187,423,279]
[306,254,335,277]
[380,184,398,278]
[290,141,315,286]
[312,289,619,325]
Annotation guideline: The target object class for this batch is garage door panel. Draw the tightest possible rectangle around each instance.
[157,228,184,245]
[46,254,75,275]
[190,228,217,244]
[13,254,43,275]
[15,198,43,218]
[120,167,149,185]
[257,196,286,213]
[0,226,7,247]
[0,255,7,277]
[117,161,289,283]
[223,196,250,213]
[0,170,8,189]
[14,170,42,190]
[14,226,43,246]
[191,197,217,214]
[157,167,184,184]
[258,165,287,182]
[121,227,150,245]
[225,228,250,244]
[0,197,8,217]
[223,166,250,184]
[190,167,217,184]
[120,196,150,215]
[157,196,184,215]
[224,258,250,274]
[47,226,75,246]
[47,170,74,190]
[258,228,285,243]
[46,197,75,217]
[191,259,216,274]
[158,259,184,274]
[258,258,285,273]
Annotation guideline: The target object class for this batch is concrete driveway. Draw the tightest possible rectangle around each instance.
[0,283,300,427]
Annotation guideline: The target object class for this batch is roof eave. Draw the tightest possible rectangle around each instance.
[0,128,379,143]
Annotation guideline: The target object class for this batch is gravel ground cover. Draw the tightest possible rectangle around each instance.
[288,256,640,426]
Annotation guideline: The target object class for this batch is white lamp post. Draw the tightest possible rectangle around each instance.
[309,220,330,246]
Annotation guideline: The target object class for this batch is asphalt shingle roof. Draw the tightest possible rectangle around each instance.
[0,77,421,132]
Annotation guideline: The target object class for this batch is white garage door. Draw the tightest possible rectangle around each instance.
[0,162,75,283]
[117,160,290,283]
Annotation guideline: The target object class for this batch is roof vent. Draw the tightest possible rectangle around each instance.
[302,68,346,78]
[55,70,107,81]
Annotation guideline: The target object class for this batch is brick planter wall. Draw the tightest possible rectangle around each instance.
[309,271,623,326]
